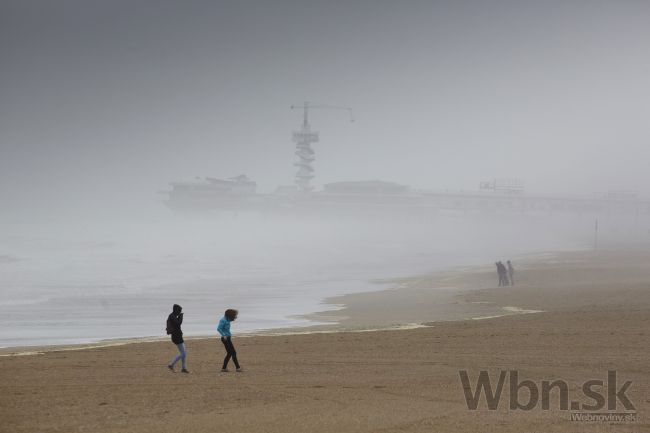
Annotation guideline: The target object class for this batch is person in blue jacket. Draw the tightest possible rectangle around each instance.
[217,309,242,372]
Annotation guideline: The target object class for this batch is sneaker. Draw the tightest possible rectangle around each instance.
[221,368,229,372]
[236,367,244,372]
[181,368,190,374]
[167,365,174,372]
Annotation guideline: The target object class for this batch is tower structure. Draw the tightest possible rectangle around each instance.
[292,102,319,193]
[290,102,353,193]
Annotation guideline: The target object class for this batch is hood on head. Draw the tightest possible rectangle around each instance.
[173,304,182,314]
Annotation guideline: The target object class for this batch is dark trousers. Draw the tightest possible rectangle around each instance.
[221,337,240,369]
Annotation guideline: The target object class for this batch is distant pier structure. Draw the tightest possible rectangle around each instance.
[161,103,650,217]
[291,102,353,193]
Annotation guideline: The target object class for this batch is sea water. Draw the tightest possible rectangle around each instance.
[0,211,589,348]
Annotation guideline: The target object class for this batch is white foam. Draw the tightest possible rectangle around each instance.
[471,305,544,320]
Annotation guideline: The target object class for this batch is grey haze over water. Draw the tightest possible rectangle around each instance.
[0,214,598,347]
[1,1,650,346]
[2,0,650,217]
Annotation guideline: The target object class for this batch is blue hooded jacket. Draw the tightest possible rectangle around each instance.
[217,316,231,337]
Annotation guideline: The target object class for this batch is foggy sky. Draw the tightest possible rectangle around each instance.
[1,0,650,218]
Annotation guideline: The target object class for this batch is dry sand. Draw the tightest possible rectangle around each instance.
[2,249,650,432]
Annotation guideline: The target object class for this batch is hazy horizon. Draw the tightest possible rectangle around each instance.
[2,0,650,219]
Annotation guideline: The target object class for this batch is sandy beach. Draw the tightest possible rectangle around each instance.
[2,248,650,433]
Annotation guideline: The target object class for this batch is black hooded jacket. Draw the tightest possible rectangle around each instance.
[168,304,184,344]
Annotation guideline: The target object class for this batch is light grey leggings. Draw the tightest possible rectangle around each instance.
[170,343,187,369]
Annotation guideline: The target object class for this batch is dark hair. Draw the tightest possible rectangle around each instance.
[225,309,238,321]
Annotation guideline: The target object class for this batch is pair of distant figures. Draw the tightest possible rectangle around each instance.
[495,260,514,286]
[165,304,242,374]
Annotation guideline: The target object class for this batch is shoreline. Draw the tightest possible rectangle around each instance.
[0,249,561,356]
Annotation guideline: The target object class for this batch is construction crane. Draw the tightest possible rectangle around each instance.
[290,102,354,193]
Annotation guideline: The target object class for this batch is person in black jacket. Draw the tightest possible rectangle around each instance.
[167,304,189,373]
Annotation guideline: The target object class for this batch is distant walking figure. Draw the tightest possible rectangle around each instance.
[167,304,189,373]
[497,261,510,286]
[218,309,242,372]
[507,260,515,286]
[501,262,510,286]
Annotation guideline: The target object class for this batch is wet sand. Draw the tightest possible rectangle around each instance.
[2,249,650,432]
